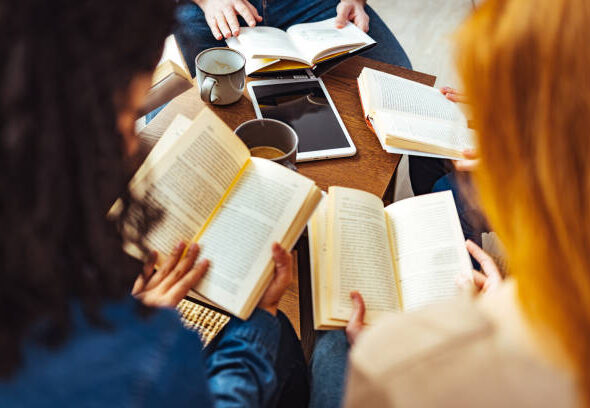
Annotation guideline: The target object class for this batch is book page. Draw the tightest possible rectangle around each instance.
[308,195,327,327]
[328,187,399,323]
[360,67,467,125]
[124,109,250,262]
[287,18,374,64]
[225,36,280,75]
[373,110,475,157]
[232,27,305,63]
[385,191,472,311]
[109,114,192,224]
[194,157,316,318]
[308,194,346,329]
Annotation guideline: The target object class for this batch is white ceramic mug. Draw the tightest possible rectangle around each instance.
[195,47,246,105]
[234,119,299,172]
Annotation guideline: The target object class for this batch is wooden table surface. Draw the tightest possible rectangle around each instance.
[140,56,436,356]
[141,56,435,199]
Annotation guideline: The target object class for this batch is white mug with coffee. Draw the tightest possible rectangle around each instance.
[195,47,246,105]
[234,119,299,171]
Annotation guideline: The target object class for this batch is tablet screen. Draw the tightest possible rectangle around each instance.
[251,80,351,153]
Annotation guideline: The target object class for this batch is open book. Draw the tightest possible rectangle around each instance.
[227,18,375,75]
[116,108,322,319]
[358,67,475,160]
[140,35,193,116]
[308,187,472,329]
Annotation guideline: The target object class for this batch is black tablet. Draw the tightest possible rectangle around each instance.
[247,78,356,162]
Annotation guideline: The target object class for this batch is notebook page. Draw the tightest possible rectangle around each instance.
[328,187,400,322]
[385,191,472,311]
[361,67,467,125]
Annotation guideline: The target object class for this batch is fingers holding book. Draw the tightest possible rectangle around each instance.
[465,240,503,294]
[440,87,468,104]
[133,241,210,308]
[437,87,480,169]
[453,148,479,172]
[132,240,294,316]
[335,0,370,32]
[257,243,294,316]
[346,291,366,345]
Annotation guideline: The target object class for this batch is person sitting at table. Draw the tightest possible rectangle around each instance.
[0,1,308,406]
[312,0,590,406]
[408,88,489,250]
[174,0,412,76]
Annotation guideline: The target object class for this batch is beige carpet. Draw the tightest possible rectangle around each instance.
[370,0,476,88]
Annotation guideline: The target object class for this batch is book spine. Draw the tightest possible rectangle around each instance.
[356,78,376,133]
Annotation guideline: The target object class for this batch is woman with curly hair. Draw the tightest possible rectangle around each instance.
[0,1,306,406]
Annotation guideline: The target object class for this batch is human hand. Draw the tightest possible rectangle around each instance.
[132,242,209,308]
[454,148,479,172]
[345,291,366,345]
[440,88,478,171]
[440,87,468,103]
[465,239,503,294]
[195,0,262,40]
[257,243,293,316]
[335,0,369,32]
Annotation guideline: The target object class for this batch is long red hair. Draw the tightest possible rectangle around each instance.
[458,0,590,403]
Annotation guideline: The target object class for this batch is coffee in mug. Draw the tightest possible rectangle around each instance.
[234,119,299,171]
[249,146,287,160]
[195,47,246,105]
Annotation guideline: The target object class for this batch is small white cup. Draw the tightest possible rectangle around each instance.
[195,47,246,105]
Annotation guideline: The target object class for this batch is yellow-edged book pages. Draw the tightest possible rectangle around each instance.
[253,50,354,74]
[227,18,375,75]
[309,186,472,329]
[357,67,475,160]
[117,107,322,319]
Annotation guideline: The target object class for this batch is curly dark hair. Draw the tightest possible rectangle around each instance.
[0,0,174,376]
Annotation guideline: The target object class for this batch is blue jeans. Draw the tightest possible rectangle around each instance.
[309,330,349,408]
[271,311,310,408]
[174,0,412,77]
[204,309,309,408]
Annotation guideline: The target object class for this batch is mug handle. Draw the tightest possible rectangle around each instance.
[283,161,298,172]
[200,76,219,104]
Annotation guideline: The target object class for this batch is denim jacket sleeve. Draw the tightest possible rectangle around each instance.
[205,308,281,408]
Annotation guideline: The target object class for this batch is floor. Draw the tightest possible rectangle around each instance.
[371,0,478,89]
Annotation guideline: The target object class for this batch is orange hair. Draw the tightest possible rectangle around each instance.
[457,0,590,403]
